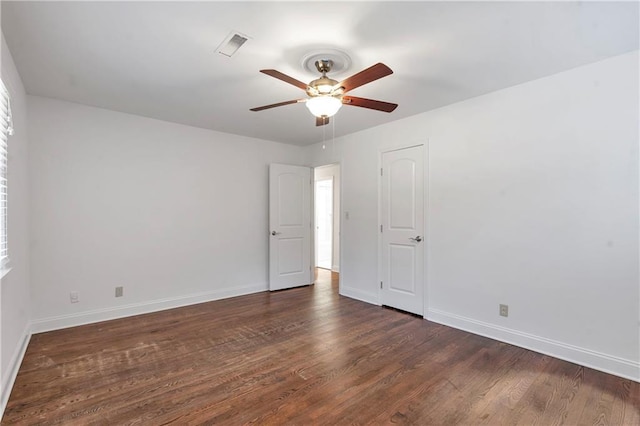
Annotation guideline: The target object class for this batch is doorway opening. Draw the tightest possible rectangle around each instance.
[315,178,333,270]
[313,164,340,288]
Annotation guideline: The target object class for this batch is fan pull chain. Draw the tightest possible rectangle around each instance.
[332,115,336,160]
[322,120,326,150]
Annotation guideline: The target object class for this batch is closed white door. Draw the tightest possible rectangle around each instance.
[269,164,312,291]
[380,145,424,315]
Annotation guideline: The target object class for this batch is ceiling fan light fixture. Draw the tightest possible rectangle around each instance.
[306,96,342,118]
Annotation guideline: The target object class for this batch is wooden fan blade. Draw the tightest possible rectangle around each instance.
[260,69,308,90]
[250,99,303,112]
[338,63,393,93]
[316,116,329,126]
[342,96,398,113]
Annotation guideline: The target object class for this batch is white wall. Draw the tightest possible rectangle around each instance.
[307,51,639,380]
[314,164,340,272]
[28,96,304,331]
[0,35,31,411]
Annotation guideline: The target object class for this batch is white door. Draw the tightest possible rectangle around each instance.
[269,164,312,291]
[315,178,333,270]
[380,145,424,315]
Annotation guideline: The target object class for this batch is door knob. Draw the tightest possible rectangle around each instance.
[409,236,422,243]
[271,231,281,236]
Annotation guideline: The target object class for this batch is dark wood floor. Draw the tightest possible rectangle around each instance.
[3,270,639,425]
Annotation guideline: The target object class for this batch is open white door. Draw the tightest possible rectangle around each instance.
[269,164,312,291]
[380,145,425,315]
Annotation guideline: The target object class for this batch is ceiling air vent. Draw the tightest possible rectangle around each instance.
[217,31,249,57]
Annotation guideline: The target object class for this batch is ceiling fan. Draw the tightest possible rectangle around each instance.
[250,60,398,126]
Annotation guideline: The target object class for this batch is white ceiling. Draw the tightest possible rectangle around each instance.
[2,1,638,146]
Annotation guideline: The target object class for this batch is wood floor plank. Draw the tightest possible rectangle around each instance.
[3,269,639,425]
[468,349,553,424]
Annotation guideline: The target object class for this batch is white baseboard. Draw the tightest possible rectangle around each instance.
[340,285,379,305]
[1,323,32,418]
[31,282,268,334]
[426,308,640,382]
[332,265,340,273]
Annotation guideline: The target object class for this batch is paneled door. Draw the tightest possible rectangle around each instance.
[380,145,425,315]
[269,164,312,291]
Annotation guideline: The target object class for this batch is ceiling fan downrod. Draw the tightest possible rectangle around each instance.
[315,59,333,75]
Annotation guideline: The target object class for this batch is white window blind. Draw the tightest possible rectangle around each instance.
[0,80,13,267]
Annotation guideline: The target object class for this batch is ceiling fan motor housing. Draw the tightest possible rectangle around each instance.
[307,77,340,96]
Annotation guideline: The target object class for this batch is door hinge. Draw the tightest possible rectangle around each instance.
[380,168,383,176]
[380,281,383,289]
[380,224,383,233]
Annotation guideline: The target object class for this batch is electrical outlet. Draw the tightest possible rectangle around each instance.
[70,291,79,303]
[499,304,509,317]
[115,286,123,297]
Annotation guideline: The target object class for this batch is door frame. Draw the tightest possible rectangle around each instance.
[312,163,341,290]
[377,141,429,317]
